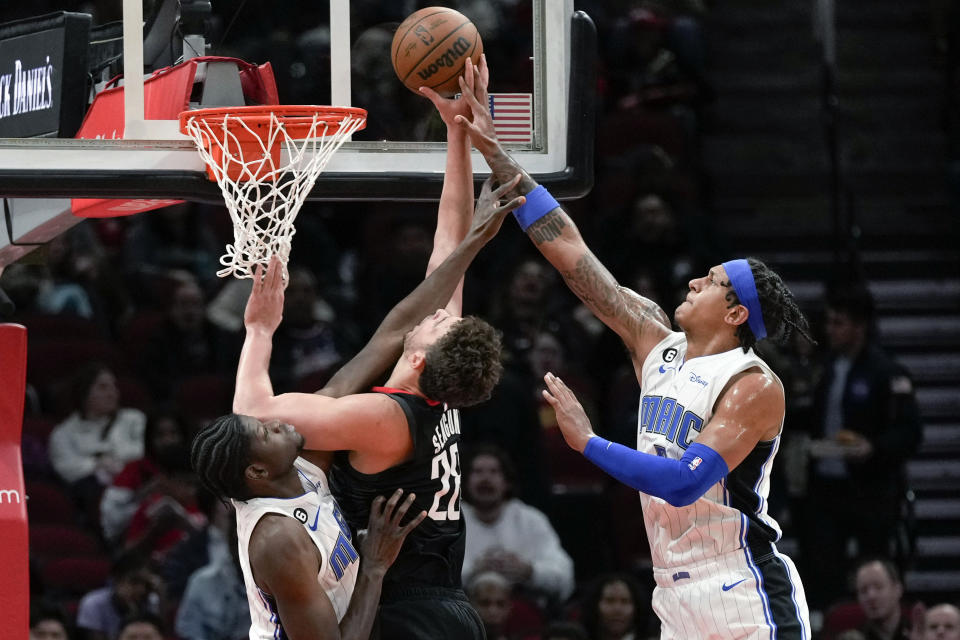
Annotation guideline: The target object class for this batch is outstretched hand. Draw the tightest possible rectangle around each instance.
[419,54,489,127]
[243,255,286,333]
[470,174,525,243]
[361,489,427,576]
[452,54,500,155]
[542,372,596,453]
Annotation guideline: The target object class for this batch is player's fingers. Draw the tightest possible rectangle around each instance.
[493,173,522,198]
[401,509,428,535]
[391,492,417,526]
[383,488,404,518]
[418,86,442,106]
[458,75,485,111]
[370,494,386,519]
[541,388,558,405]
[463,58,474,92]
[253,263,265,288]
[479,174,495,197]
[479,53,489,85]
[495,195,526,215]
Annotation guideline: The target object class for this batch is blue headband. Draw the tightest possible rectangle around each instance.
[722,259,767,341]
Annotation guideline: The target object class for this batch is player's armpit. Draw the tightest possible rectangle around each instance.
[694,370,785,473]
[249,517,340,640]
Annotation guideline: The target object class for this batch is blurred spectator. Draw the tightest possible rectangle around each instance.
[123,204,222,296]
[466,571,514,640]
[580,572,651,640]
[139,275,240,400]
[462,445,575,604]
[159,496,232,601]
[541,621,589,640]
[800,282,923,608]
[269,266,347,392]
[921,604,960,640]
[30,602,71,640]
[100,408,192,543]
[855,558,911,640]
[123,464,207,563]
[174,512,249,640]
[459,368,551,509]
[48,363,146,526]
[76,552,162,640]
[115,614,164,640]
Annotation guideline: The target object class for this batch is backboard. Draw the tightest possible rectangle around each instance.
[0,0,596,265]
[0,0,595,265]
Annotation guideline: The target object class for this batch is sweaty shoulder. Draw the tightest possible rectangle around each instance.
[716,367,784,440]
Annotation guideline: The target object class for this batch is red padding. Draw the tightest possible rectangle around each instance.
[0,323,28,639]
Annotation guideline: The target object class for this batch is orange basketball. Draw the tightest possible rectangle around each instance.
[391,7,484,98]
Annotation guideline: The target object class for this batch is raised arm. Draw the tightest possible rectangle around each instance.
[420,62,489,316]
[316,174,524,398]
[454,57,671,370]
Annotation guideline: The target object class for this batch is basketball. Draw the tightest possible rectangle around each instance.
[391,6,484,98]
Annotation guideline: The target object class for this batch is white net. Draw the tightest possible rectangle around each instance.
[182,108,366,279]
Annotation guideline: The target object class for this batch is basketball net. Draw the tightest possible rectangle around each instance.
[180,106,367,279]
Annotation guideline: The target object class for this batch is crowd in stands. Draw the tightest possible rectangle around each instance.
[3,1,956,639]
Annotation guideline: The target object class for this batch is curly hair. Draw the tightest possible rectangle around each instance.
[419,316,503,408]
[724,257,815,352]
[190,413,252,502]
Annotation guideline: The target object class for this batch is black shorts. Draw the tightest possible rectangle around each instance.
[373,585,485,640]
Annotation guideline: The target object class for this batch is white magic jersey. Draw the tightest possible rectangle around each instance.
[234,457,360,639]
[638,332,784,570]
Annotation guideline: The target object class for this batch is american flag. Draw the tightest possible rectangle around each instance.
[489,93,533,144]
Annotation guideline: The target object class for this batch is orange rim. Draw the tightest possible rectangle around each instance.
[178,105,367,139]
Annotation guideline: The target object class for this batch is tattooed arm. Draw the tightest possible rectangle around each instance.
[454,57,672,370]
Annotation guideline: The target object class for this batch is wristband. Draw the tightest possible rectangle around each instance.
[513,185,560,231]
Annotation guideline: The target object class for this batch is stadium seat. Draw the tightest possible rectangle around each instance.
[175,374,233,423]
[25,482,78,526]
[17,312,105,342]
[40,555,111,596]
[29,524,101,560]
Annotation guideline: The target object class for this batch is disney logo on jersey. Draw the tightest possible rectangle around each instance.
[688,373,708,387]
[432,408,461,454]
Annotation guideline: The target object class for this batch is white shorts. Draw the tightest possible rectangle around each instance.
[652,546,810,640]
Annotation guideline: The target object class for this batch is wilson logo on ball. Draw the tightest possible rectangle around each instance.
[417,37,471,81]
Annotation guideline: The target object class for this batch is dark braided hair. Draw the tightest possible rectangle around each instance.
[190,413,253,501]
[724,257,815,352]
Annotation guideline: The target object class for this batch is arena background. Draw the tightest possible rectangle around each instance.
[1,1,957,639]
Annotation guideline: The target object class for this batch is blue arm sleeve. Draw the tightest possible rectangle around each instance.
[582,438,729,507]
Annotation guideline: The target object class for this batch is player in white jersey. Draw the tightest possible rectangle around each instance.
[192,413,426,639]
[454,57,814,639]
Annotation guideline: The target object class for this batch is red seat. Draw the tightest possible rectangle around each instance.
[18,312,104,342]
[27,340,126,391]
[504,595,545,638]
[22,416,56,442]
[26,482,78,525]
[175,374,233,422]
[117,376,152,412]
[40,555,111,595]
[30,524,101,560]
